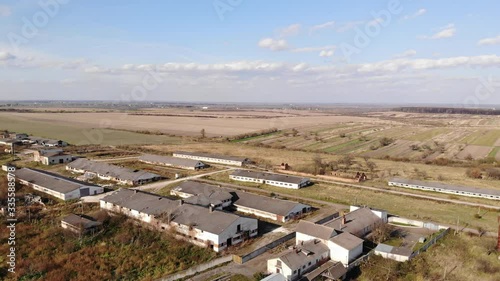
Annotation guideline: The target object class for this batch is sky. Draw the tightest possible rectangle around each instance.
[0,0,499,105]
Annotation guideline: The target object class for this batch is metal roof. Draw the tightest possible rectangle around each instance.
[329,232,364,250]
[15,168,96,194]
[323,207,382,235]
[296,220,337,240]
[68,158,161,182]
[277,241,330,269]
[173,151,248,162]
[389,177,500,197]
[139,154,205,168]
[61,214,102,229]
[231,169,308,184]
[173,181,310,216]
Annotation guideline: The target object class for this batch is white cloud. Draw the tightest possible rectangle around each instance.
[310,21,335,32]
[278,23,301,37]
[291,45,336,53]
[402,8,427,20]
[0,51,16,61]
[478,35,500,46]
[258,38,289,51]
[393,49,417,58]
[319,50,335,57]
[336,21,364,32]
[0,5,11,17]
[420,23,456,39]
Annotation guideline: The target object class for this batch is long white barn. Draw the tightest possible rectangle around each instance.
[388,177,500,200]
[230,170,310,189]
[173,151,250,166]
[100,189,258,252]
[15,168,103,201]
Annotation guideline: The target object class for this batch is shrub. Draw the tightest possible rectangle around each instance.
[466,168,483,179]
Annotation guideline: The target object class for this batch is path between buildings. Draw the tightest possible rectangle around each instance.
[132,167,237,191]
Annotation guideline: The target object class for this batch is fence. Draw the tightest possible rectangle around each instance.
[315,212,340,225]
[233,232,296,264]
[410,228,450,259]
[156,255,233,281]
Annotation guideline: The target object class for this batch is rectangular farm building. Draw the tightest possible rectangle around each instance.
[139,154,207,170]
[67,158,162,185]
[171,180,312,222]
[15,168,103,201]
[388,178,500,200]
[100,189,258,252]
[173,151,250,166]
[230,170,310,189]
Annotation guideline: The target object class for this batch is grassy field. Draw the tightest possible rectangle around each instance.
[205,172,499,232]
[461,130,500,146]
[0,113,186,145]
[358,234,500,281]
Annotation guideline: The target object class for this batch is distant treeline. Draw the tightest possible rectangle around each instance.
[396,107,500,115]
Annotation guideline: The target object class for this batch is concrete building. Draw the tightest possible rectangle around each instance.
[170,181,312,222]
[61,214,102,234]
[15,168,103,201]
[230,170,310,189]
[139,154,207,170]
[34,150,73,165]
[172,181,233,210]
[8,133,28,140]
[267,241,330,281]
[67,158,162,185]
[173,151,250,166]
[323,206,386,238]
[100,189,258,252]
[388,177,500,200]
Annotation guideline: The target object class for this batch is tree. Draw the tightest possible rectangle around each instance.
[200,128,206,138]
[379,137,394,146]
[312,154,323,175]
[366,161,377,173]
[291,128,299,137]
[370,223,394,244]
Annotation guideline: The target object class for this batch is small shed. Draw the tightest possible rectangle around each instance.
[61,214,102,234]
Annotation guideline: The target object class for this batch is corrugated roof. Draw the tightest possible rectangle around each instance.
[389,177,500,196]
[296,220,337,240]
[139,154,205,168]
[277,241,330,269]
[15,168,96,194]
[61,214,102,229]
[101,188,250,234]
[329,232,363,250]
[173,181,310,216]
[231,169,308,184]
[173,151,248,162]
[68,158,161,182]
[323,207,381,235]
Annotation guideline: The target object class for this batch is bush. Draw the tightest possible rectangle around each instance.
[485,168,500,180]
[379,137,394,146]
[466,168,483,179]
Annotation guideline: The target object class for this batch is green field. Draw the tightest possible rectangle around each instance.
[404,128,451,141]
[0,114,184,145]
[462,130,500,146]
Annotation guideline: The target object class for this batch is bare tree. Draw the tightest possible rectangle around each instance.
[200,128,206,139]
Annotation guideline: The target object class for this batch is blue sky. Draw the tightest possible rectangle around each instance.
[0,0,499,104]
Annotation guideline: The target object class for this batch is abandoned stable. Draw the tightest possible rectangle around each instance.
[230,169,310,189]
[32,149,73,165]
[61,214,102,234]
[15,168,104,201]
[139,154,207,170]
[100,189,258,252]
[67,158,162,185]
[171,180,312,222]
[388,177,500,200]
[173,151,250,166]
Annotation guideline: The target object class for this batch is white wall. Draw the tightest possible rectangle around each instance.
[327,240,363,266]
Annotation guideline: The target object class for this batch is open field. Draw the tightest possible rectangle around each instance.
[204,171,500,233]
[0,111,374,138]
[146,142,500,190]
[1,110,498,160]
